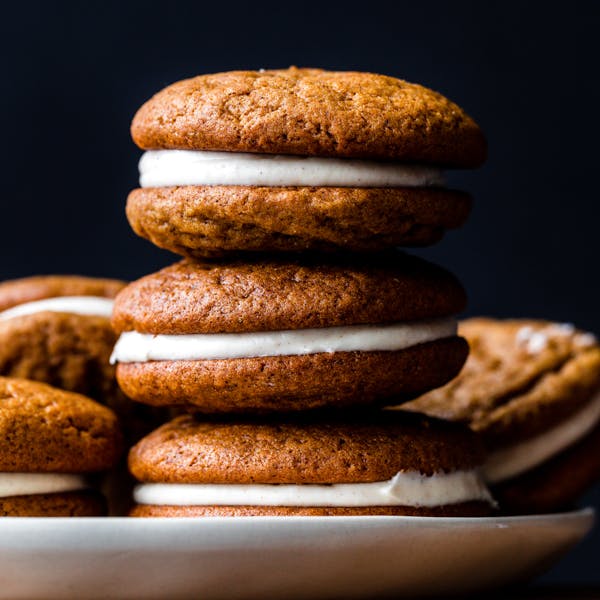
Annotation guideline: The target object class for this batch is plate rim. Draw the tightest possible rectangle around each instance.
[0,505,594,527]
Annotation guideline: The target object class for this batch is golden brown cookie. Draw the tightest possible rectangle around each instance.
[0,276,174,515]
[132,68,486,166]
[0,491,107,517]
[0,275,125,403]
[128,413,494,517]
[126,186,472,259]
[492,424,600,515]
[130,503,491,517]
[112,254,465,334]
[0,377,122,516]
[127,68,484,257]
[112,254,468,412]
[403,317,600,513]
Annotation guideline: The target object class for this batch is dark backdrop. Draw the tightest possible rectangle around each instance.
[1,0,599,584]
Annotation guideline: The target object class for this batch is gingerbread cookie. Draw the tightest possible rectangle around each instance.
[0,275,125,403]
[128,412,494,517]
[404,318,600,513]
[127,68,484,257]
[0,377,122,516]
[111,254,468,412]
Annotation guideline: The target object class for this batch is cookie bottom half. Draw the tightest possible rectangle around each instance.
[130,501,493,517]
[116,338,468,412]
[127,186,471,259]
[0,490,107,517]
[493,423,600,515]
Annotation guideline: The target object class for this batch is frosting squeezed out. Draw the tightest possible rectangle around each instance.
[134,469,494,507]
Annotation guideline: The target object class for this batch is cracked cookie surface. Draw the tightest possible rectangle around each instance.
[403,318,600,513]
[129,412,485,484]
[112,254,466,335]
[404,318,600,448]
[128,68,483,256]
[132,68,486,167]
[126,186,471,259]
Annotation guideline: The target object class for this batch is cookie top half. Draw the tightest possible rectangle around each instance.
[129,412,485,484]
[0,377,122,472]
[112,254,466,335]
[131,68,486,167]
[0,275,125,312]
[405,318,600,446]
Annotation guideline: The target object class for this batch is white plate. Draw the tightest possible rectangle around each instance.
[0,509,594,599]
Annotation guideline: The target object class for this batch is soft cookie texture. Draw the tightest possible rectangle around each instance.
[126,186,472,259]
[0,377,122,472]
[130,503,491,517]
[0,491,106,517]
[131,68,486,166]
[112,254,466,334]
[404,317,600,513]
[128,412,493,517]
[0,275,125,403]
[128,68,484,257]
[130,413,484,483]
[492,424,600,515]
[0,377,122,516]
[112,254,468,412]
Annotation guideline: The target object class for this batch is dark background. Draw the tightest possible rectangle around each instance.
[1,0,599,584]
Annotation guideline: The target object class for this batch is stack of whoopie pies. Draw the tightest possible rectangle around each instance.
[111,67,497,517]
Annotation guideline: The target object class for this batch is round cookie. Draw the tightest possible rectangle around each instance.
[0,377,122,516]
[111,253,469,412]
[0,275,125,403]
[128,412,494,517]
[403,317,600,513]
[126,184,472,259]
[132,68,486,165]
[128,68,484,258]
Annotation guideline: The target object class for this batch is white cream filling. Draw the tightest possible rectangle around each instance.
[110,318,456,364]
[134,469,493,507]
[0,473,88,498]
[139,150,446,188]
[484,390,600,484]
[0,296,114,320]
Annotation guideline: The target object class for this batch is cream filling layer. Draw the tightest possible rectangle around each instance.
[484,390,600,484]
[139,150,446,188]
[0,296,114,320]
[0,473,88,498]
[133,469,493,507]
[110,318,456,363]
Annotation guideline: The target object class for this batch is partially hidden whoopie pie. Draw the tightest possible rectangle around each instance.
[404,318,600,514]
[126,68,485,258]
[128,412,494,517]
[110,253,468,413]
[0,275,125,403]
[0,377,122,516]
